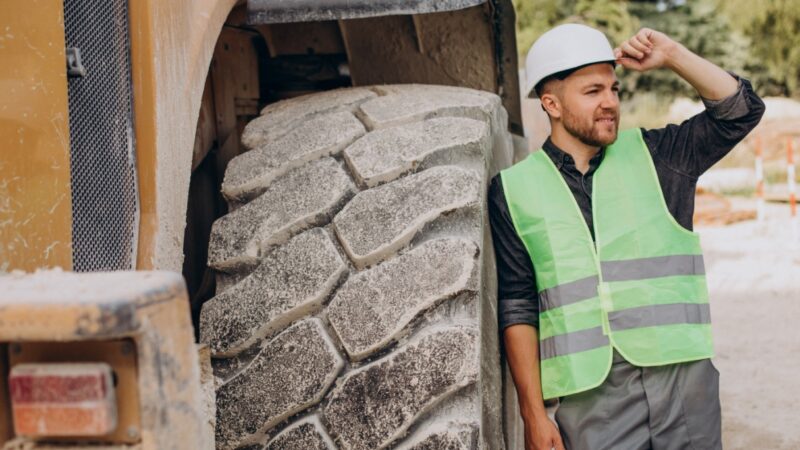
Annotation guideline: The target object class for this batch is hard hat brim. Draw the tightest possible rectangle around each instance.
[526,60,617,99]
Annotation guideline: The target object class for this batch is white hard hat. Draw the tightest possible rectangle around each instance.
[524,23,616,98]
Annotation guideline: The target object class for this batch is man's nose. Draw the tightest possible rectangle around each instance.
[601,89,619,109]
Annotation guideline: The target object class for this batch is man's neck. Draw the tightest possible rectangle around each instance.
[550,126,600,174]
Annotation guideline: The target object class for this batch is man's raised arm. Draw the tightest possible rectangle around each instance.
[614,28,738,100]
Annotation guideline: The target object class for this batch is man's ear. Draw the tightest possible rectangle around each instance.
[539,93,561,119]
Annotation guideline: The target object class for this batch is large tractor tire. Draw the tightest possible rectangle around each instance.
[199,84,513,450]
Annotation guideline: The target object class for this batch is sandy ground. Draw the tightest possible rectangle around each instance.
[698,199,800,449]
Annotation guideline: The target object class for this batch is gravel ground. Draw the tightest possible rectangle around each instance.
[699,199,800,449]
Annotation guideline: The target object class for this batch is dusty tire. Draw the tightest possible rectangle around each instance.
[199,84,513,450]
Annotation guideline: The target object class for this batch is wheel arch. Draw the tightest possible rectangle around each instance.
[132,0,240,271]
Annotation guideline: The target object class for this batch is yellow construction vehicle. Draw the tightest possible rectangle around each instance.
[0,0,525,448]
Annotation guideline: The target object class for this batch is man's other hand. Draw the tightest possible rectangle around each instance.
[524,414,565,450]
[614,28,678,72]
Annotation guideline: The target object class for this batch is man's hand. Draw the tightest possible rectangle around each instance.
[614,28,678,72]
[523,414,565,450]
[614,27,738,99]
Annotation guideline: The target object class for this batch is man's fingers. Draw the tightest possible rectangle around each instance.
[628,37,650,55]
[549,424,565,450]
[637,28,654,46]
[617,57,644,72]
[632,34,652,53]
[621,41,644,60]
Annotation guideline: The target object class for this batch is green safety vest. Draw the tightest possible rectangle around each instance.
[500,128,714,400]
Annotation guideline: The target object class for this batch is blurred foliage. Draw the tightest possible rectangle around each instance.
[622,0,748,99]
[717,0,800,96]
[513,0,799,99]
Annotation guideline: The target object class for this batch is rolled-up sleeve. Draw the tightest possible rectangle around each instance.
[643,74,766,178]
[488,175,539,330]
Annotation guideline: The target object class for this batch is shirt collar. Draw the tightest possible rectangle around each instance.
[542,136,605,174]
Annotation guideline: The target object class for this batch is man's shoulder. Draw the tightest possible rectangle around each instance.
[489,172,503,193]
[488,172,512,213]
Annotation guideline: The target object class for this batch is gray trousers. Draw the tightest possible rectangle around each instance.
[554,350,722,450]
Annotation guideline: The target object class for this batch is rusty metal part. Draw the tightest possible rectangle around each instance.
[338,2,522,133]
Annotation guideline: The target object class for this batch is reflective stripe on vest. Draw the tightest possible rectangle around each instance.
[540,326,608,360]
[609,302,711,331]
[540,302,711,360]
[601,254,706,281]
[501,128,714,399]
[539,254,706,312]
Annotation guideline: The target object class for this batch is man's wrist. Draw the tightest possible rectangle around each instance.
[662,40,688,72]
[661,40,738,100]
[520,401,549,423]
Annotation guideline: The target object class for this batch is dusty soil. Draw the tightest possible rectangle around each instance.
[699,199,800,449]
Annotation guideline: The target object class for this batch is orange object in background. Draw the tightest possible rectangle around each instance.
[9,363,117,437]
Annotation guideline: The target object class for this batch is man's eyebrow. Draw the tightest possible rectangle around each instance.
[582,82,620,90]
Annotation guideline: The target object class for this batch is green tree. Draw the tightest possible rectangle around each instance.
[572,0,639,45]
[513,0,572,62]
[718,0,800,96]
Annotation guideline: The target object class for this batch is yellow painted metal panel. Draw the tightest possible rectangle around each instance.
[0,0,72,271]
[129,0,158,270]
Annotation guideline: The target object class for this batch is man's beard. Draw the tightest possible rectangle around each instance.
[562,107,619,147]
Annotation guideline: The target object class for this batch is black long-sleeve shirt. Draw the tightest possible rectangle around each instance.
[489,76,765,331]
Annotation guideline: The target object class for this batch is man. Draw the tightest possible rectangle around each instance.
[489,24,764,450]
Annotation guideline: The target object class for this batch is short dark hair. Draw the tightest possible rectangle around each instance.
[534,67,578,98]
[533,61,616,98]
